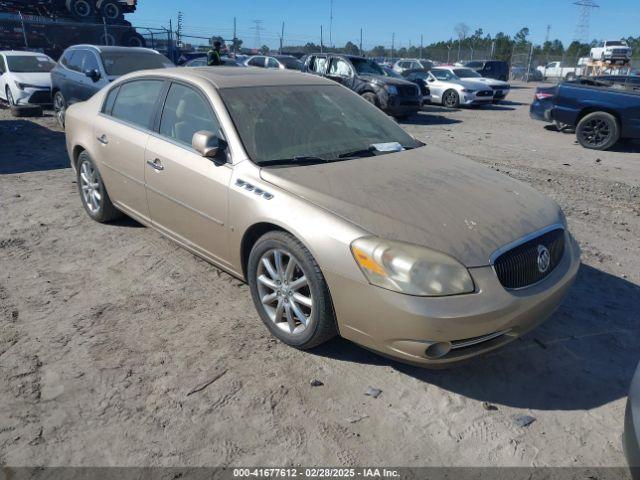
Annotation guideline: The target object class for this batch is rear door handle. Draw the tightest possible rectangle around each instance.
[146,158,164,171]
[97,134,108,145]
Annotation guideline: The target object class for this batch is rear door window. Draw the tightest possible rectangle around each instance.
[328,58,352,77]
[248,56,265,67]
[110,79,164,129]
[313,56,327,73]
[83,52,100,73]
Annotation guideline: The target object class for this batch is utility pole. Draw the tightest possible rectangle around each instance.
[320,25,324,53]
[233,17,238,54]
[420,33,423,59]
[391,32,395,59]
[359,28,363,56]
[545,24,551,44]
[176,10,183,47]
[329,0,333,47]
[280,21,284,54]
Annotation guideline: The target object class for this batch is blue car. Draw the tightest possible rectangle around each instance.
[51,44,173,128]
[530,78,640,150]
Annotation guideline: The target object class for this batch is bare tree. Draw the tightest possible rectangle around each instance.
[454,22,470,61]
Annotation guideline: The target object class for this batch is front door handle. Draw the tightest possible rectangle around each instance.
[146,158,164,171]
[97,134,108,145]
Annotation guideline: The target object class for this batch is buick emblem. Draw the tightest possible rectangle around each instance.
[537,245,551,273]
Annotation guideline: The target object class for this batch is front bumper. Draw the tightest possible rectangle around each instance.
[462,94,493,106]
[383,94,421,117]
[12,87,52,106]
[328,232,581,367]
[493,88,510,100]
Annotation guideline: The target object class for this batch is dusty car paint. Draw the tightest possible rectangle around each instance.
[64,67,581,366]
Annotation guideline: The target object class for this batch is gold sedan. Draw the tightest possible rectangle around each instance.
[64,67,580,367]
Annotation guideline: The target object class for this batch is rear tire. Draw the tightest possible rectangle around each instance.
[442,89,460,108]
[76,151,122,223]
[576,112,620,151]
[247,231,338,349]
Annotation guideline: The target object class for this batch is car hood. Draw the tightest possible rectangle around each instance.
[456,78,495,90]
[10,72,52,87]
[471,77,509,88]
[260,145,562,267]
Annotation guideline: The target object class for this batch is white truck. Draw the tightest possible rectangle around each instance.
[590,40,633,62]
[537,58,590,80]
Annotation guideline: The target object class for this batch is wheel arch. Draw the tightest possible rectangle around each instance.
[71,144,87,170]
[240,222,288,280]
[577,107,621,127]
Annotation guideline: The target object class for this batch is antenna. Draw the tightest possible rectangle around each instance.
[251,19,263,49]
[573,0,599,43]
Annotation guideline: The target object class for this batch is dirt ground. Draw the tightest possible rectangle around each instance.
[1,83,639,468]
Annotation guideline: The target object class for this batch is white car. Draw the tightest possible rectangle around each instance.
[244,55,303,70]
[590,40,633,62]
[426,67,495,107]
[0,50,56,107]
[427,67,509,106]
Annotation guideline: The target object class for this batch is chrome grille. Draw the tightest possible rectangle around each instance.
[493,229,565,289]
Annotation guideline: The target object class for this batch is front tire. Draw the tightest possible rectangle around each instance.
[442,89,460,108]
[576,112,620,151]
[53,91,66,129]
[361,92,379,108]
[76,151,122,223]
[248,231,337,349]
[6,87,15,106]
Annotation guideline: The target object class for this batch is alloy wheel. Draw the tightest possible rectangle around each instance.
[54,93,65,128]
[256,249,313,335]
[580,118,611,148]
[79,160,102,213]
[6,88,15,106]
[443,91,457,108]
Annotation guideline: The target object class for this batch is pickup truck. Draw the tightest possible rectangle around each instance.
[590,40,633,62]
[530,78,640,150]
[536,59,589,80]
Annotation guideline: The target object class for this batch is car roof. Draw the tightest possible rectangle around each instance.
[65,45,160,55]
[0,50,53,57]
[128,66,333,89]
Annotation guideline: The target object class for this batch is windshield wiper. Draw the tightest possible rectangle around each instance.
[337,147,376,159]
[256,156,328,167]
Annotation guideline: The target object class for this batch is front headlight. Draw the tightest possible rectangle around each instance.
[461,88,476,93]
[15,81,39,90]
[386,85,398,95]
[350,237,475,296]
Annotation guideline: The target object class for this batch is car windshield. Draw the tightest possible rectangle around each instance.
[276,57,302,70]
[350,58,384,75]
[453,68,482,78]
[606,41,626,46]
[220,85,420,164]
[6,55,55,73]
[101,51,173,76]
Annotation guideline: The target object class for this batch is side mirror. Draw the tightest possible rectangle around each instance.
[85,69,101,82]
[192,130,227,165]
[427,77,435,83]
